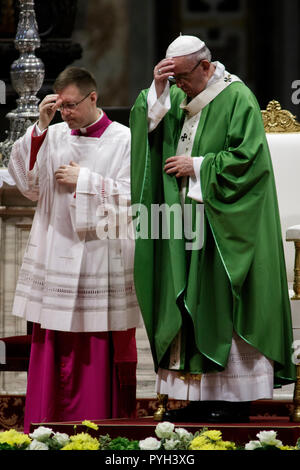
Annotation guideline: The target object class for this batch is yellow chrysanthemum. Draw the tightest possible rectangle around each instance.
[202,430,222,441]
[61,432,100,450]
[222,440,236,450]
[196,443,218,450]
[279,445,295,451]
[189,435,209,450]
[61,442,99,450]
[0,429,31,448]
[215,440,236,450]
[82,420,99,431]
[189,430,236,451]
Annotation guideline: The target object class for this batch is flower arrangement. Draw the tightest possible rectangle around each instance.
[189,429,236,451]
[140,421,194,450]
[0,429,31,450]
[244,430,296,451]
[0,422,299,451]
[60,432,100,451]
[28,426,71,450]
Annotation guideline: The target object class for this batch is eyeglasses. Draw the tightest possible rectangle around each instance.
[168,59,203,84]
[58,91,92,112]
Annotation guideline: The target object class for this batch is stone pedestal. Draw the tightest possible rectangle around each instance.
[0,178,35,393]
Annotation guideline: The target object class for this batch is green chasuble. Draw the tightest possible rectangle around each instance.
[130,80,296,387]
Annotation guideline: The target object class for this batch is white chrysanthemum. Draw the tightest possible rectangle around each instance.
[256,430,283,447]
[139,437,161,450]
[155,421,175,439]
[175,427,193,440]
[163,438,180,450]
[27,439,49,450]
[52,432,70,447]
[244,440,262,450]
[29,426,53,442]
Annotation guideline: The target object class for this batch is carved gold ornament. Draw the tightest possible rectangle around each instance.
[153,394,169,421]
[262,100,300,133]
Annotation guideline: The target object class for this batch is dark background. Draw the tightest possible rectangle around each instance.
[0,0,299,140]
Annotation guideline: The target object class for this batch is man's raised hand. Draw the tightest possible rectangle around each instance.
[154,59,175,98]
[38,94,62,131]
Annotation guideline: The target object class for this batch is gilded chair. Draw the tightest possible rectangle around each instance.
[262,100,300,422]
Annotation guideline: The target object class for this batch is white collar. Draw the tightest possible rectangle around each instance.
[79,108,103,134]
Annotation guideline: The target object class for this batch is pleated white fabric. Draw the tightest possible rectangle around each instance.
[8,121,142,333]
[156,333,274,401]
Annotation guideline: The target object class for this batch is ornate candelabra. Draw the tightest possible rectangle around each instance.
[0,0,44,167]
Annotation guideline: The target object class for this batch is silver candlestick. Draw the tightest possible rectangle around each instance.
[0,0,44,167]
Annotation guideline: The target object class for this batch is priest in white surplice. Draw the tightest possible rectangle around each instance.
[9,67,142,433]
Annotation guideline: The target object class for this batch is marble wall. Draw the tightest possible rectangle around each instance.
[71,0,155,108]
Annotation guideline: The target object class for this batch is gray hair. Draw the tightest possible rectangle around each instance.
[186,46,212,64]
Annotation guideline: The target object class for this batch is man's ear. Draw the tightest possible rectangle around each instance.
[90,91,98,104]
[201,60,211,71]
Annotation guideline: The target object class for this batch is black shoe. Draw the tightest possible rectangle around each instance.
[206,401,251,423]
[163,401,250,423]
[163,401,211,423]
[164,402,209,423]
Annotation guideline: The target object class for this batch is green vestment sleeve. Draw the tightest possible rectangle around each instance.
[130,82,296,386]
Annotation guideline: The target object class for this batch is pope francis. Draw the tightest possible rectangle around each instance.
[130,35,296,422]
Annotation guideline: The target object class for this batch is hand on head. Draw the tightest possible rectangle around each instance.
[154,59,175,98]
[38,94,62,131]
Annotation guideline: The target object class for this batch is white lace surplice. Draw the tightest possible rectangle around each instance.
[156,333,274,401]
[8,121,142,333]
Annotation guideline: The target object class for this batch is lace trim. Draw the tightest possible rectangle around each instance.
[225,352,264,363]
[21,257,134,279]
[15,291,139,312]
[11,141,27,183]
[9,139,40,199]
[201,371,274,380]
[17,271,135,298]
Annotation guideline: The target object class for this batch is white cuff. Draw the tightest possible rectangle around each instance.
[34,122,48,136]
[74,167,98,232]
[187,157,204,202]
[76,167,97,195]
[147,80,171,132]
